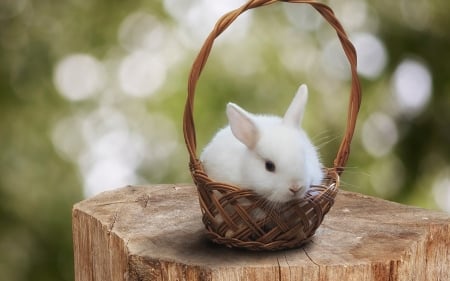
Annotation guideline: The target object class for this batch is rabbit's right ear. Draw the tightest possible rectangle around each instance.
[283,84,308,128]
[226,103,259,149]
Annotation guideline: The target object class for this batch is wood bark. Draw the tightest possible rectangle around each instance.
[72,184,450,281]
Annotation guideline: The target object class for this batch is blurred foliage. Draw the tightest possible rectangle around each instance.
[0,0,449,280]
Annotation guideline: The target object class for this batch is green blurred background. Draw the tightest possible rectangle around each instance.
[1,0,449,280]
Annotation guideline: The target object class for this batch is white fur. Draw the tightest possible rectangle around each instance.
[200,84,323,203]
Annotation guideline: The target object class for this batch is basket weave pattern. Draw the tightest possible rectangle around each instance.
[183,0,362,251]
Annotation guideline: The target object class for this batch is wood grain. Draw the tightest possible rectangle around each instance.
[72,184,450,281]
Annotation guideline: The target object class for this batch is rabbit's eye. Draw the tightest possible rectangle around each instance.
[265,160,276,172]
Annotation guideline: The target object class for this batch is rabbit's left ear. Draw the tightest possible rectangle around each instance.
[283,84,308,128]
[226,103,259,149]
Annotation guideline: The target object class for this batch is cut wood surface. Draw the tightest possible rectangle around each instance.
[72,184,450,281]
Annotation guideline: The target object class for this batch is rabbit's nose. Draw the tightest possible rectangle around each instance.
[289,185,302,194]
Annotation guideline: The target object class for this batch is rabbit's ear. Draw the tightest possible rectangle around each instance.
[283,84,308,128]
[226,103,259,149]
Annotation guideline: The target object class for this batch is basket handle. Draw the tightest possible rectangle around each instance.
[183,0,362,176]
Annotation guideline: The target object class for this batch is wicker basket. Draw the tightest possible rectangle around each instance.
[183,0,362,251]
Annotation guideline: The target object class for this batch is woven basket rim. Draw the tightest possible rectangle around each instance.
[182,0,362,250]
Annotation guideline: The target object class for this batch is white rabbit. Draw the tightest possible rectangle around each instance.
[200,84,323,203]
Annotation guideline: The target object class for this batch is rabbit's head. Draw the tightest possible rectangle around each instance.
[226,85,323,203]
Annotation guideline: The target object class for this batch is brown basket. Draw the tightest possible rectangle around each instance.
[183,0,362,251]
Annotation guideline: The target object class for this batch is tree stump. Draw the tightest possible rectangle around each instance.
[72,184,450,281]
